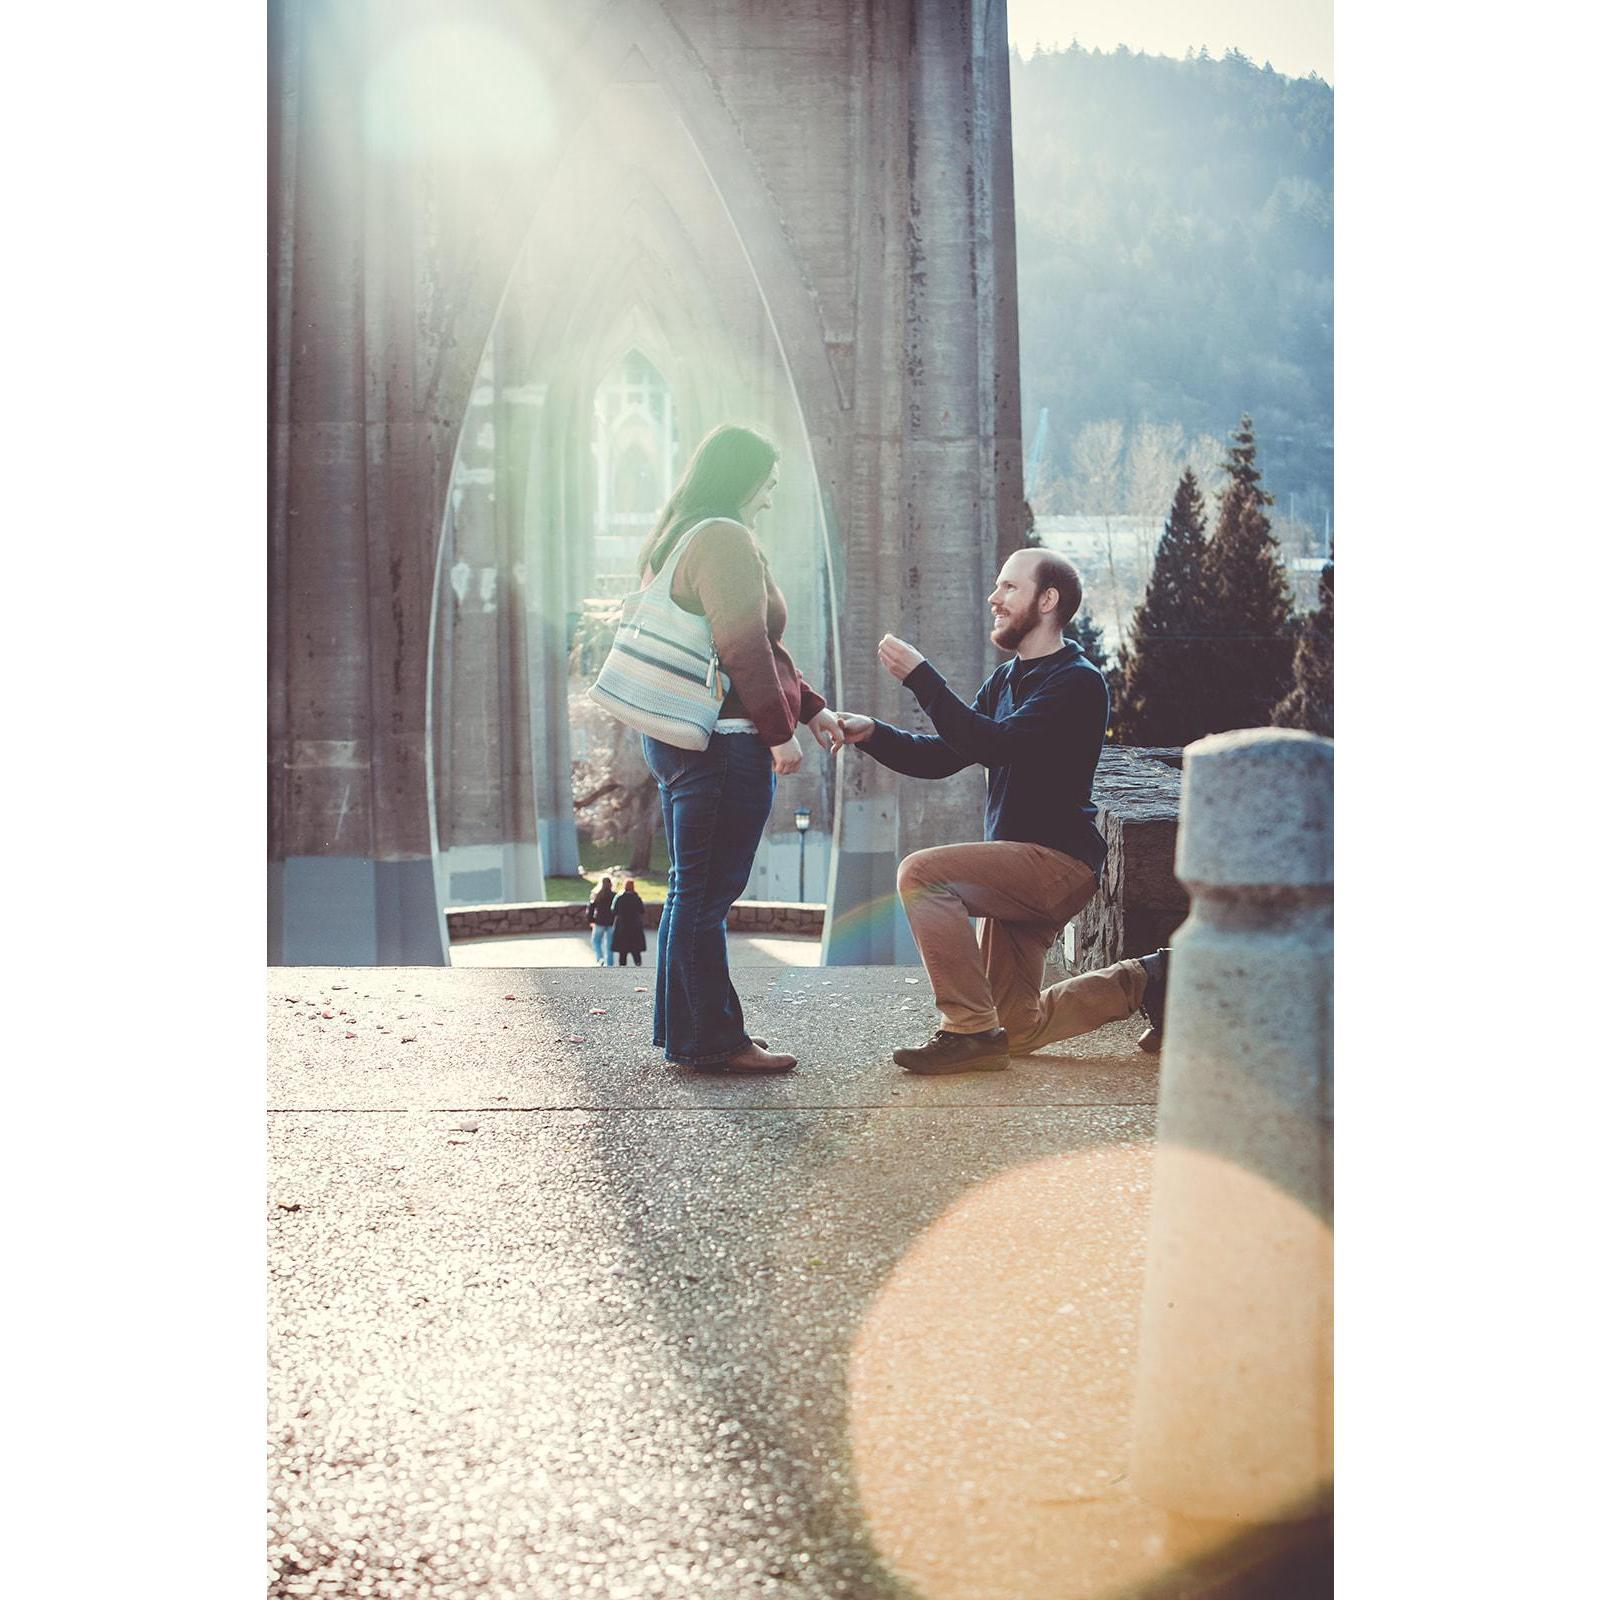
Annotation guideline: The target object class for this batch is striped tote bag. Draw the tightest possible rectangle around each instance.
[587,519,731,751]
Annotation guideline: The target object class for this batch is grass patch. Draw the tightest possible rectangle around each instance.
[544,837,671,904]
[545,873,669,905]
[580,837,671,876]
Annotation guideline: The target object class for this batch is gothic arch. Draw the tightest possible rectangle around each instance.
[426,13,842,917]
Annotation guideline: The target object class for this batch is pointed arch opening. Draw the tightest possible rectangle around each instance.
[426,43,840,947]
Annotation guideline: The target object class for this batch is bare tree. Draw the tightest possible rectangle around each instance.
[1029,462,1073,517]
[1127,421,1187,586]
[1068,419,1127,513]
[1069,420,1128,646]
[1184,432,1229,501]
[571,700,659,872]
[569,596,659,873]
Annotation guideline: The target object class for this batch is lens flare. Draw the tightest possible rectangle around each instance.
[365,23,555,161]
[821,890,909,959]
[848,1142,1330,1599]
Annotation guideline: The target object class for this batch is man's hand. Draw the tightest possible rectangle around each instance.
[836,712,875,745]
[806,708,845,754]
[877,634,926,683]
[771,736,804,775]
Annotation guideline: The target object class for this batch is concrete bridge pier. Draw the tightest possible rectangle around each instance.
[1130,728,1334,1523]
[268,0,452,966]
[822,0,1024,964]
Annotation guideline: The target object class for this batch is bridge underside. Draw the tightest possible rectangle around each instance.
[269,0,1024,964]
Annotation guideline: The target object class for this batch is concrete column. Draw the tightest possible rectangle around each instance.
[897,0,992,856]
[524,384,580,878]
[492,319,546,903]
[269,0,446,965]
[1130,728,1333,1523]
[823,0,1023,964]
[821,0,911,965]
[975,0,1027,579]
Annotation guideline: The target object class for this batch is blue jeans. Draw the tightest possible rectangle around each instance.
[643,732,774,1064]
[590,924,613,965]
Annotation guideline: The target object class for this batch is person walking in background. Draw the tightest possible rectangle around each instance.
[637,423,844,1073]
[585,876,616,966]
[610,879,647,967]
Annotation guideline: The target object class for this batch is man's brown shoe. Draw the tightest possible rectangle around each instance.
[893,1028,1011,1074]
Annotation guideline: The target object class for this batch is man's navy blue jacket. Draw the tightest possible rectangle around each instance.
[862,639,1111,877]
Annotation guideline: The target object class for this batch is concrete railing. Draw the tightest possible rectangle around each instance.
[1130,727,1334,1524]
[448,900,826,942]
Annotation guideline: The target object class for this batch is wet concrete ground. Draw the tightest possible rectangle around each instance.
[268,967,1328,1599]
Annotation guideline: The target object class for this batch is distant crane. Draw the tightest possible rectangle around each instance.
[1024,406,1050,501]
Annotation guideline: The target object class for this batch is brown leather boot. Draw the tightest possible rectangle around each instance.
[700,1042,797,1073]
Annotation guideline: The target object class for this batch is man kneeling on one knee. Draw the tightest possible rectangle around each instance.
[837,549,1169,1074]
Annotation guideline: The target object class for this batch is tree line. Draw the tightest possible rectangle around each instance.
[1038,414,1332,741]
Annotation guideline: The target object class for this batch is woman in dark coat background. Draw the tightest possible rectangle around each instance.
[586,876,616,966]
[610,879,647,966]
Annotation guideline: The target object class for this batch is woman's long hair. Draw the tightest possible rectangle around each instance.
[636,424,778,579]
[590,875,613,904]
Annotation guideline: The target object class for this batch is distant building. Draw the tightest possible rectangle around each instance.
[591,350,679,595]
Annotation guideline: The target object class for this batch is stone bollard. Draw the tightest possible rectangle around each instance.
[1130,727,1333,1524]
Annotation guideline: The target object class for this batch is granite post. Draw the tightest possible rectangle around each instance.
[1130,728,1333,1522]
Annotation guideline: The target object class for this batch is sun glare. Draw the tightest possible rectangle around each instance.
[364,23,556,161]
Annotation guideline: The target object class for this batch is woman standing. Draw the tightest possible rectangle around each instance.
[585,876,616,966]
[610,879,647,967]
[638,424,842,1072]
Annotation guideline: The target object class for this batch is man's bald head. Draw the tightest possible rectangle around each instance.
[989,548,1084,654]
[1007,547,1083,624]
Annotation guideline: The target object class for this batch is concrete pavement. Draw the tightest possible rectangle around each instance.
[268,967,1329,1598]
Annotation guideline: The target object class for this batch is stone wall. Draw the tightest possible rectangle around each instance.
[449,900,825,942]
[1067,747,1189,973]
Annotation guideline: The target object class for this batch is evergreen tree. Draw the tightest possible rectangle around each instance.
[1116,468,1216,744]
[1202,415,1295,730]
[1104,652,1125,740]
[1272,562,1333,735]
[1064,601,1108,671]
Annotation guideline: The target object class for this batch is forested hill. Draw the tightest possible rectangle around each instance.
[1011,45,1334,525]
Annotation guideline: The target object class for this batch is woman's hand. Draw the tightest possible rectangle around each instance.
[771,737,804,775]
[807,709,845,753]
[836,712,876,744]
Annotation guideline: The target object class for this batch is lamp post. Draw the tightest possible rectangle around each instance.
[794,806,811,903]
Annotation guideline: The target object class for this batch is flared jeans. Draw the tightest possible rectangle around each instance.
[642,732,774,1065]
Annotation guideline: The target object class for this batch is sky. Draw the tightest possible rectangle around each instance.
[1007,0,1333,82]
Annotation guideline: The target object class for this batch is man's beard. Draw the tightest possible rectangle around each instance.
[990,598,1042,652]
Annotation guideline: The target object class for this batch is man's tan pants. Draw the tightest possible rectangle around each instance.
[897,840,1148,1051]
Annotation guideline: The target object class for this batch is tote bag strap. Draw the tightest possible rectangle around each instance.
[648,516,728,595]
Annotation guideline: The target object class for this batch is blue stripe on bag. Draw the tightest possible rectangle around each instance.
[633,623,708,660]
[613,639,708,686]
